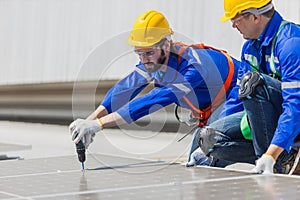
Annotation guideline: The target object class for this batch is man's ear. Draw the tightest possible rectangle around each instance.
[164,40,171,51]
[253,14,261,24]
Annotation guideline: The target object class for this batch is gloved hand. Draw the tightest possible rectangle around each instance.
[252,154,276,174]
[69,119,102,148]
[186,148,212,167]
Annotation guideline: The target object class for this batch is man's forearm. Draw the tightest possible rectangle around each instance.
[87,105,127,128]
[86,105,108,120]
[265,144,284,160]
[99,112,127,128]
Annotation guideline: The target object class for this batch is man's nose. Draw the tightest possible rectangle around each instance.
[140,55,150,63]
[232,23,238,28]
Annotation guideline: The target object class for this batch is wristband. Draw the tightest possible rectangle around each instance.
[263,153,276,163]
[97,118,104,130]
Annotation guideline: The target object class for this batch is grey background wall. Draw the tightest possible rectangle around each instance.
[0,0,299,126]
[1,0,299,85]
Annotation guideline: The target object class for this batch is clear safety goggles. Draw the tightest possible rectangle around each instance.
[134,48,159,57]
[231,13,251,26]
[134,36,171,58]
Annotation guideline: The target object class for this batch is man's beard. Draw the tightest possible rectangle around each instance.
[143,50,167,73]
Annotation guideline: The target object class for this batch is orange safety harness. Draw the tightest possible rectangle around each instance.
[175,42,235,127]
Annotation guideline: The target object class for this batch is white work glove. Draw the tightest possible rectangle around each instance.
[69,119,102,149]
[186,148,211,167]
[252,154,276,174]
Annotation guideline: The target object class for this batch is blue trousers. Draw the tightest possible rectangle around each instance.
[188,112,256,166]
[188,74,290,171]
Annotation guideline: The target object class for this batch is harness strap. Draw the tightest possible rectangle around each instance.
[270,20,290,79]
[175,42,235,127]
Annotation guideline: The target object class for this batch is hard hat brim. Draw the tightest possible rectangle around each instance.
[220,15,231,22]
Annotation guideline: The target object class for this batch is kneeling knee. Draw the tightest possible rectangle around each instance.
[238,71,265,100]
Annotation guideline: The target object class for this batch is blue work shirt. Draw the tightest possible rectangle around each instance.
[101,43,240,124]
[220,11,300,151]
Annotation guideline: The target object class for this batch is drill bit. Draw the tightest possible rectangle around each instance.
[81,162,85,171]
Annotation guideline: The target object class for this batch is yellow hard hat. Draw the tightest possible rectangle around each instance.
[220,0,271,22]
[127,10,174,47]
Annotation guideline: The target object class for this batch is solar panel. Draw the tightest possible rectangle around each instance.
[1,154,300,200]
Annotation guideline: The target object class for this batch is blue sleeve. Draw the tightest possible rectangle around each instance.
[101,65,150,113]
[116,86,179,123]
[117,51,207,123]
[271,36,300,151]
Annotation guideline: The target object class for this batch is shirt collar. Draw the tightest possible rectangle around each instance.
[158,52,178,83]
[258,11,283,46]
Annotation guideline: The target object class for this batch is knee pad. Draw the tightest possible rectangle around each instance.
[238,71,264,100]
[196,127,223,156]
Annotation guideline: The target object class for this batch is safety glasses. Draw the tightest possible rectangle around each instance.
[231,13,251,26]
[134,47,159,58]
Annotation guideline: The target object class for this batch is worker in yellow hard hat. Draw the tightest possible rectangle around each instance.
[193,0,300,174]
[220,0,272,23]
[126,10,174,73]
[126,10,174,47]
[69,10,242,167]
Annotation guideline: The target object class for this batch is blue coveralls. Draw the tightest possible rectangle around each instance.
[101,43,240,129]
[208,11,300,171]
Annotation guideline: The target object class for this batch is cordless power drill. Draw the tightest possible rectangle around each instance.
[76,140,86,170]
